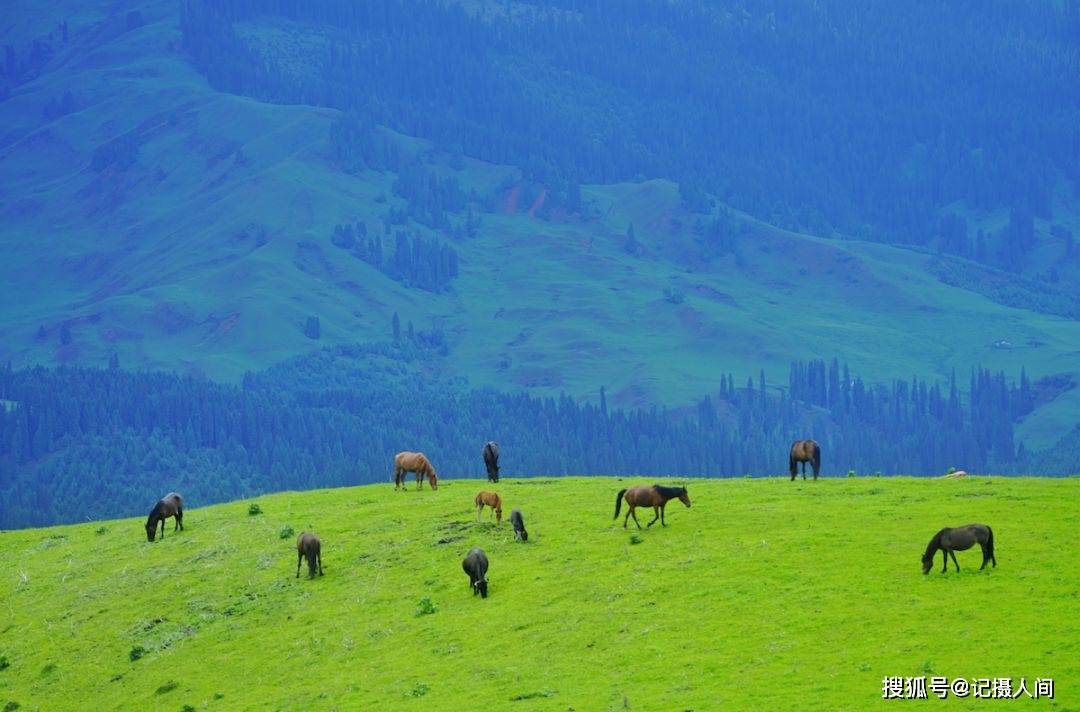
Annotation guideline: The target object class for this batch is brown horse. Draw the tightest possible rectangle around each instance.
[393,451,438,490]
[922,524,995,574]
[475,491,503,524]
[145,492,183,542]
[296,532,324,579]
[613,485,691,529]
[789,439,821,480]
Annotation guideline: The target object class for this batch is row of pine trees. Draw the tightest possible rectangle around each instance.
[330,221,459,292]
[0,349,1047,529]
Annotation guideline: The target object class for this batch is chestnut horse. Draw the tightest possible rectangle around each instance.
[145,492,183,542]
[789,439,821,480]
[475,491,502,524]
[613,485,691,529]
[922,524,995,574]
[393,451,438,490]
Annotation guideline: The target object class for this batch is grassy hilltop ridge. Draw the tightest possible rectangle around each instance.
[1,476,1076,710]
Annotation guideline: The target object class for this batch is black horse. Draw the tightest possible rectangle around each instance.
[296,532,324,579]
[483,441,500,483]
[922,524,996,574]
[462,547,489,598]
[145,492,183,542]
[510,509,528,542]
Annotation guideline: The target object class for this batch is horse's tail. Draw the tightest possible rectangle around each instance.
[613,489,627,519]
[812,442,821,471]
[986,525,994,558]
[789,452,797,477]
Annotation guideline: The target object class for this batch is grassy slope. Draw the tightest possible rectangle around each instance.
[0,1,1077,437]
[1,477,1076,710]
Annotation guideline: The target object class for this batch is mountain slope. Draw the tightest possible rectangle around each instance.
[0,1,1076,426]
[0,477,1076,709]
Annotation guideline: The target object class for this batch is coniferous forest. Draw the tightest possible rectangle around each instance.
[0,345,1056,529]
[0,2,1074,532]
[179,1,1077,253]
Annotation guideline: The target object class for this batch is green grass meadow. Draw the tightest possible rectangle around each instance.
[1,476,1076,710]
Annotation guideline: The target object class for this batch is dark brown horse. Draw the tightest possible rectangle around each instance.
[145,492,183,542]
[789,439,821,480]
[509,509,528,541]
[296,532,324,579]
[462,547,489,598]
[483,441,500,483]
[393,451,438,490]
[613,485,691,529]
[922,524,995,574]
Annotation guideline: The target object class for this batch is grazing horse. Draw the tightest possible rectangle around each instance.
[922,524,995,574]
[475,491,503,524]
[483,441,500,483]
[393,451,438,490]
[296,532,324,579]
[509,509,528,542]
[145,492,183,542]
[613,485,691,529]
[462,547,489,598]
[789,439,821,480]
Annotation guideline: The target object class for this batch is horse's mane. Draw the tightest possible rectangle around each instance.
[653,484,686,497]
[922,529,946,558]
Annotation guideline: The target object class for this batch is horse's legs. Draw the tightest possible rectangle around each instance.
[160,519,166,540]
[630,507,642,529]
[623,506,632,528]
[297,552,302,578]
[950,550,960,572]
[477,504,483,522]
[661,503,668,526]
[940,550,948,573]
[318,550,324,576]
[647,506,660,527]
[979,544,988,570]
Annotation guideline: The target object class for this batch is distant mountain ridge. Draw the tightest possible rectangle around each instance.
[0,0,1076,452]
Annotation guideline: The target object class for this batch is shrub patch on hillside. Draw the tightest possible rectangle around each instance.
[154,680,178,695]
